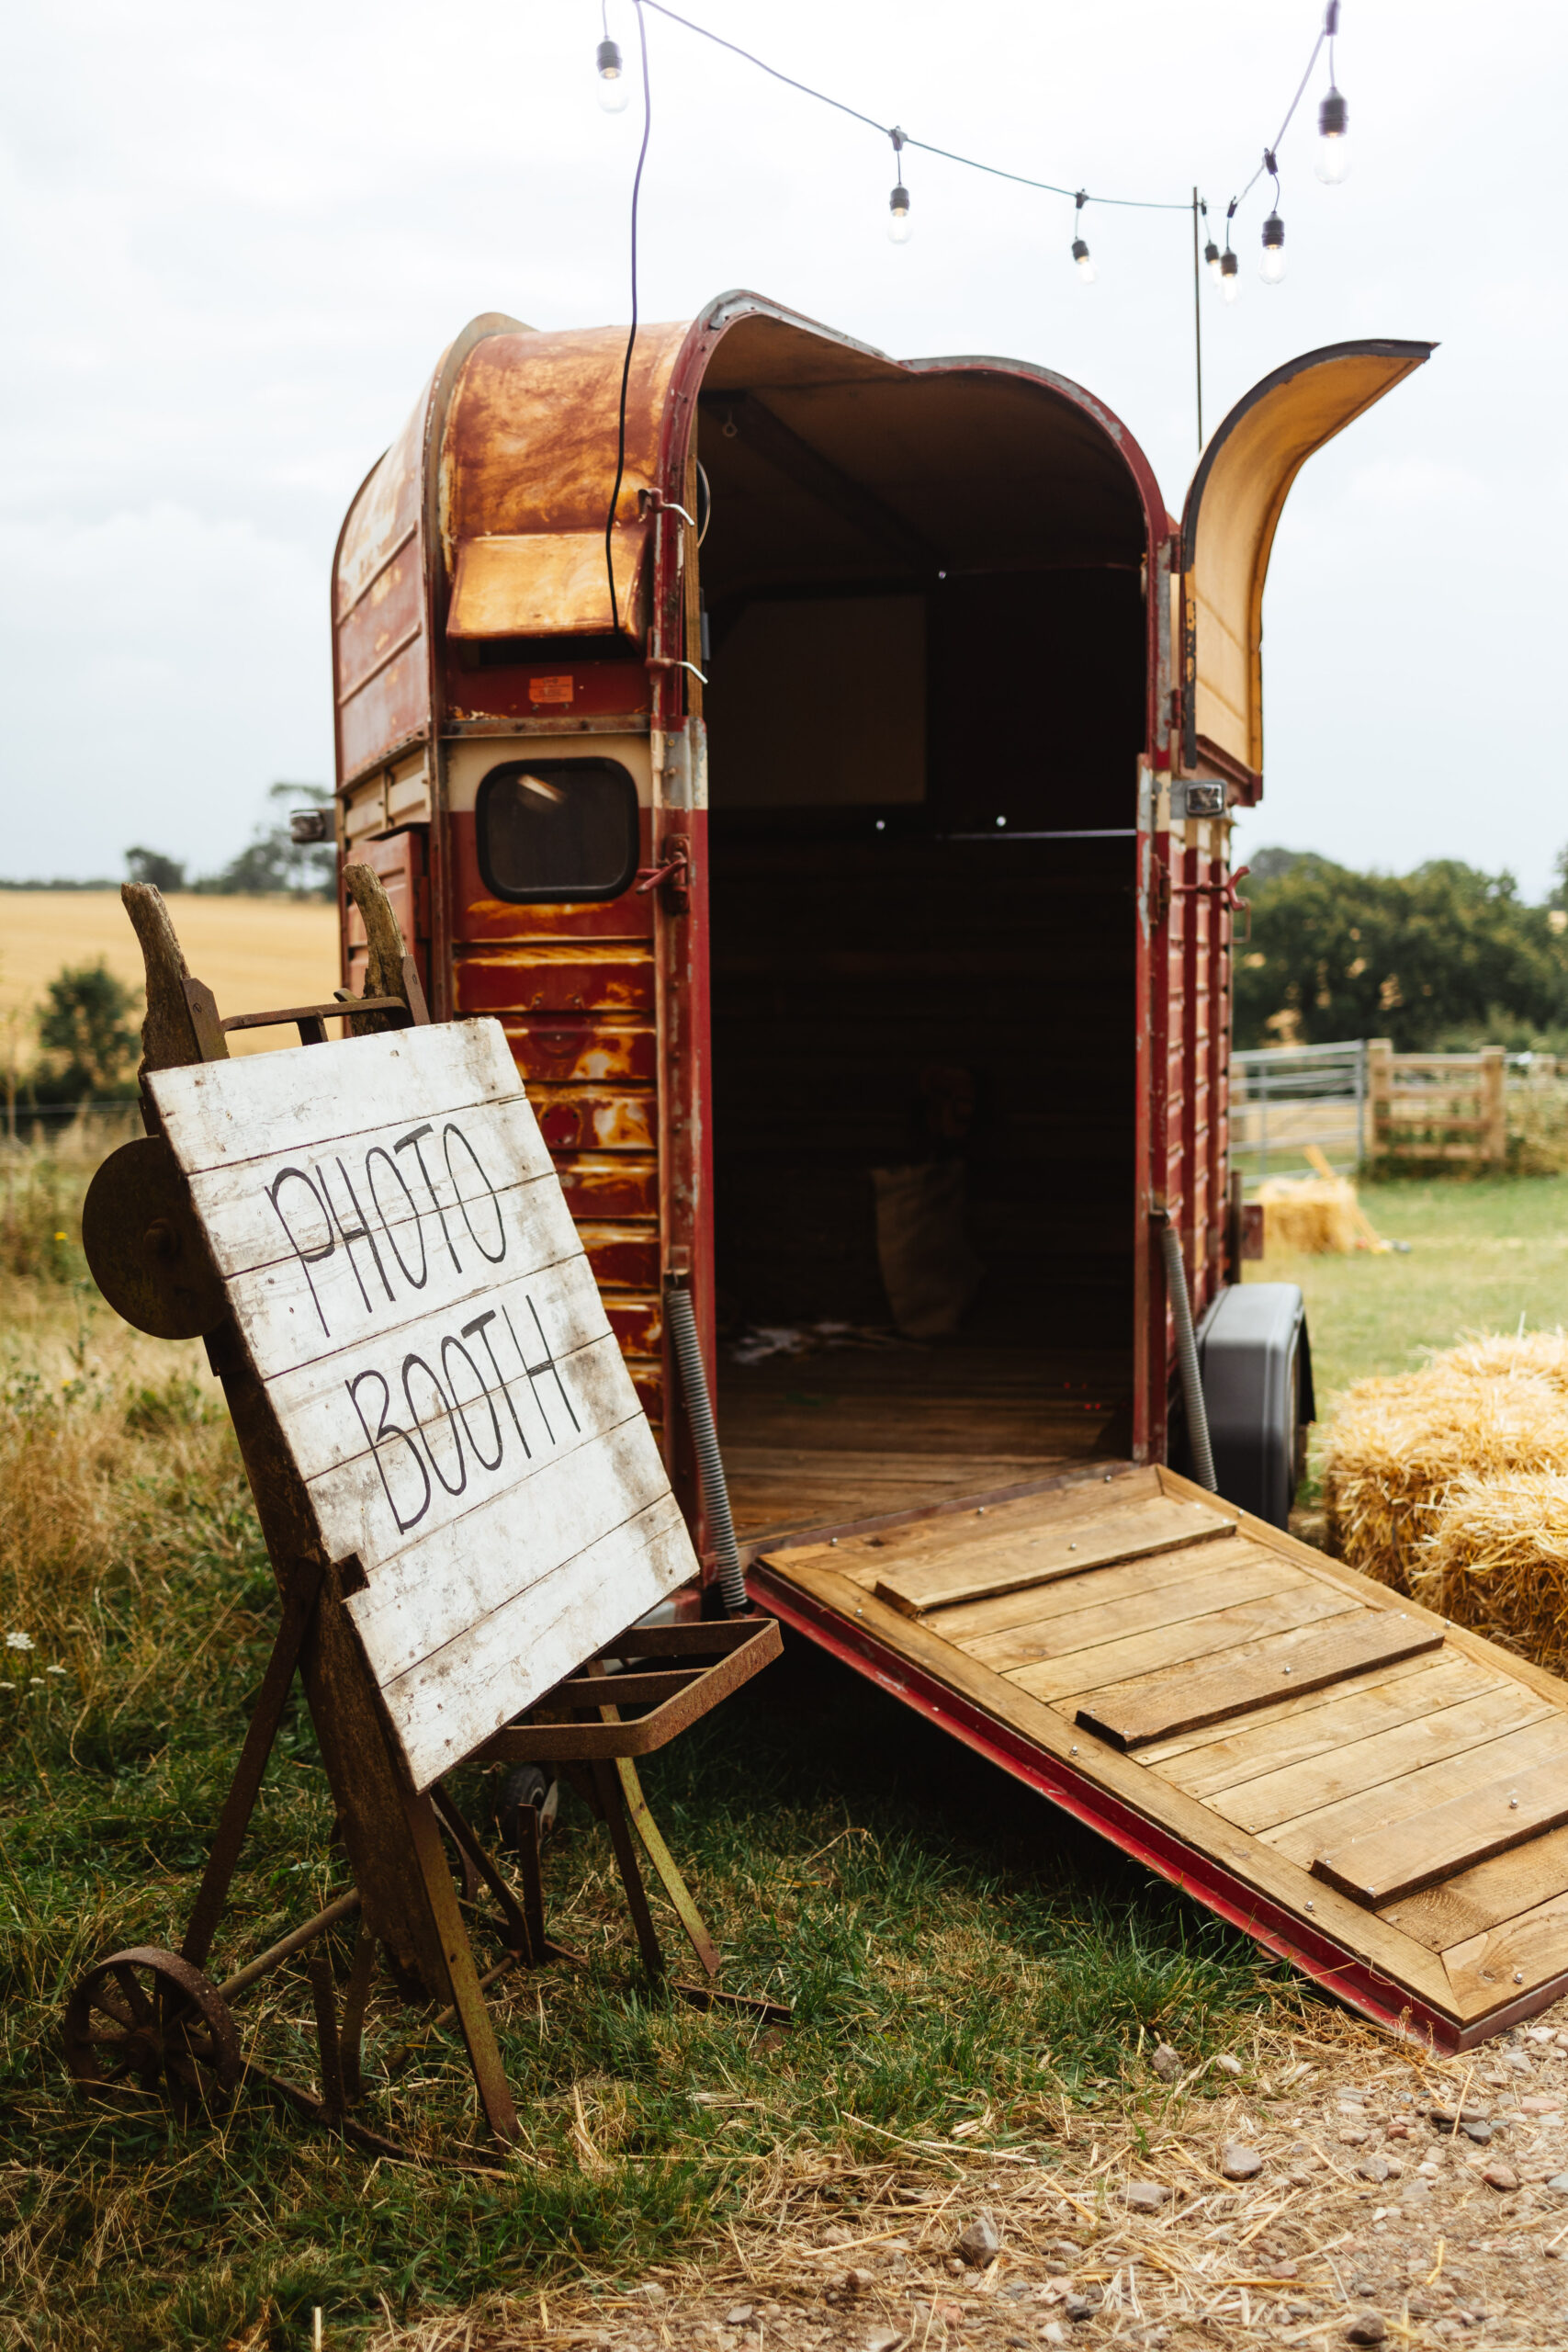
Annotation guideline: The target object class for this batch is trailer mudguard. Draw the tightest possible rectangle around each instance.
[1196,1280,1314,1529]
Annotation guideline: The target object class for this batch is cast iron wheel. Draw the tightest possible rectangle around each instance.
[63,1944,242,2119]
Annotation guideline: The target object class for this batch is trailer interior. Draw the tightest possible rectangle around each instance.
[698,345,1148,1538]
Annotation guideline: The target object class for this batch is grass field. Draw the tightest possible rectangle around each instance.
[1248,1174,1568,1510]
[3,1148,1565,2346]
[1,890,339,1062]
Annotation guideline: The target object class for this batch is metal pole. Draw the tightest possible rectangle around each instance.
[1191,188,1204,453]
[1259,1063,1269,1181]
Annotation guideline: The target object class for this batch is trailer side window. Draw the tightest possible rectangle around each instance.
[475,758,639,902]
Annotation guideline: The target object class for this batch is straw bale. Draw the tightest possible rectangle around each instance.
[1413,1470,1568,1670]
[1322,1351,1568,1597]
[1257,1174,1360,1256]
[1442,1327,1568,1394]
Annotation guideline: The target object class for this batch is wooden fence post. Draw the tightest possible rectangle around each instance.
[1482,1046,1507,1165]
[1368,1039,1393,1160]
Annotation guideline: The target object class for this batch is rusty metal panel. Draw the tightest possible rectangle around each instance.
[337,549,424,701]
[606,1298,662,1357]
[455,944,656,1018]
[448,813,654,944]
[502,1019,658,1087]
[338,645,429,786]
[439,324,690,548]
[447,526,649,641]
[580,1225,661,1293]
[555,1152,660,1221]
[532,1087,657,1156]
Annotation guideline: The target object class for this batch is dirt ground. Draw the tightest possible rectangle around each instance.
[355,2004,1568,2352]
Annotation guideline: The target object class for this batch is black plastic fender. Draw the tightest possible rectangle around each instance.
[1195,1283,1315,1529]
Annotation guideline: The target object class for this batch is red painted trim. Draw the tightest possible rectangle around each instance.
[748,1562,1467,2052]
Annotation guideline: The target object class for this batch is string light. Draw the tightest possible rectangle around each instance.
[609,0,1357,298]
[596,6,630,110]
[1315,2,1350,181]
[1201,198,1220,280]
[1257,149,1286,283]
[1072,191,1096,283]
[887,129,911,244]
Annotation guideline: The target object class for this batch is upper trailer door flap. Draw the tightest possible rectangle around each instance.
[1180,339,1433,786]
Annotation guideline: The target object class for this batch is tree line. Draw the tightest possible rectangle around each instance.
[1234,850,1568,1054]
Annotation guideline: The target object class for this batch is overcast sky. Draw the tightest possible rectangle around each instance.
[4,0,1562,895]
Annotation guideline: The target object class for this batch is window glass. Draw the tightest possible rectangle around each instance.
[475,759,639,902]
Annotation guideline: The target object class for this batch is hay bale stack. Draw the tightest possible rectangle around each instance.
[1414,1472,1568,1669]
[1323,1330,1568,1632]
[1257,1174,1360,1256]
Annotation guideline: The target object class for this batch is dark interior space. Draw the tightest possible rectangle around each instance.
[694,359,1147,1517]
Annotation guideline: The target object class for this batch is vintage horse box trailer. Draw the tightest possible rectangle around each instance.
[321,300,1568,2046]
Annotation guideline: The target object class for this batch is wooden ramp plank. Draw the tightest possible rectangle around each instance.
[752,1545,1459,2018]
[1266,1709,1568,1868]
[931,1534,1289,1647]
[1378,1824,1568,1953]
[1442,1887,1568,2013]
[726,1450,1086,1545]
[959,1548,1307,1677]
[1314,1752,1568,1908]
[776,1467,1162,1590]
[1075,1610,1441,1751]
[1008,1584,1359,1708]
[1150,1655,1497,1796]
[873,1493,1235,1618]
[1212,1682,1549,1834]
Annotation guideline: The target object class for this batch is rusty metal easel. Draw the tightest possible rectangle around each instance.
[67,871,784,2158]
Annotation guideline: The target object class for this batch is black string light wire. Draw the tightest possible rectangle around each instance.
[595,0,1352,597]
[604,0,651,636]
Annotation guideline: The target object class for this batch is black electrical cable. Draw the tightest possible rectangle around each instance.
[604,0,651,638]
[638,0,1345,245]
[640,0,1188,211]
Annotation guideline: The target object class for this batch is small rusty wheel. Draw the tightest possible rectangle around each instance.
[63,1945,242,2119]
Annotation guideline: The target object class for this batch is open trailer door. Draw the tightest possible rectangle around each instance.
[1179,338,1433,790]
[748,1459,1568,2050]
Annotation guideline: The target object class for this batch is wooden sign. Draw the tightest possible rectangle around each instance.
[148,1017,695,1792]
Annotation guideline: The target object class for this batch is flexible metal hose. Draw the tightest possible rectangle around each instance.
[664,1279,749,1615]
[1160,1216,1217,1491]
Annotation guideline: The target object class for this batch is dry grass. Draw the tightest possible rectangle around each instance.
[0,889,338,1061]
[1322,1331,1568,1662]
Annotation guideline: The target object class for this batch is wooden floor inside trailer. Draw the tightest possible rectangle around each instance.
[746,1463,1568,2048]
[720,1344,1131,1543]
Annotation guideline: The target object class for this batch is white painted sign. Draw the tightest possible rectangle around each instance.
[148,1019,694,1792]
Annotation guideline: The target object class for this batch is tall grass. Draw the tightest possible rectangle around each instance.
[0,1133,1296,2349]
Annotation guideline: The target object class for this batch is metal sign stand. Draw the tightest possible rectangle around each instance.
[67,876,782,2157]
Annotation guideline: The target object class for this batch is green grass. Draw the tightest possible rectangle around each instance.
[1248,1172,1568,1406]
[1,1161,1297,2351]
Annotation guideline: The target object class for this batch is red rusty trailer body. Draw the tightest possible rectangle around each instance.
[323,301,1568,2055]
[330,296,1427,1543]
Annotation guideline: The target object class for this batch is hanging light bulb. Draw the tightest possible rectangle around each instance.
[1259,210,1286,284]
[886,128,911,244]
[1315,87,1350,182]
[1220,248,1240,304]
[596,35,629,111]
[1204,235,1221,280]
[1071,192,1095,282]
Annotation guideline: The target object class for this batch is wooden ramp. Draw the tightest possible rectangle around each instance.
[746,1463,1568,2051]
